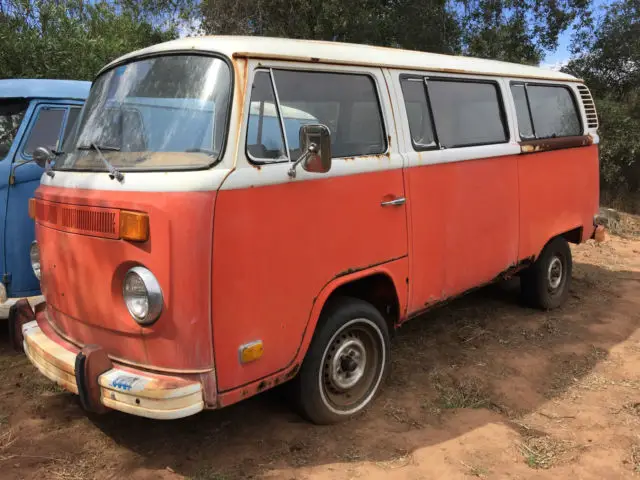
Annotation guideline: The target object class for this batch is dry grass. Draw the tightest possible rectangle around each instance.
[630,444,640,474]
[519,435,575,469]
[434,375,491,410]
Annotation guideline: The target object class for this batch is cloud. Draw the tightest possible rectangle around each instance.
[539,59,569,71]
[176,17,203,37]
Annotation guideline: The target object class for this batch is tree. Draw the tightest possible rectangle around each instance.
[0,0,180,80]
[565,0,640,196]
[200,0,591,64]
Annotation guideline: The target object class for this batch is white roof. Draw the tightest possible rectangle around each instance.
[102,36,579,82]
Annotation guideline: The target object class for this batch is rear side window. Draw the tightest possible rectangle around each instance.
[428,80,508,148]
[400,76,508,150]
[23,107,66,156]
[400,78,435,149]
[246,69,387,162]
[510,83,581,139]
[510,84,534,139]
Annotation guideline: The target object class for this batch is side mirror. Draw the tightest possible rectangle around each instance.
[288,124,332,178]
[32,146,53,168]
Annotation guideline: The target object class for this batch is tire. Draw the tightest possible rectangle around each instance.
[293,296,390,425]
[521,236,572,310]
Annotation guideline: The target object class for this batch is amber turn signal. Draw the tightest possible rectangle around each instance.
[119,210,149,242]
[239,341,264,364]
[28,198,36,219]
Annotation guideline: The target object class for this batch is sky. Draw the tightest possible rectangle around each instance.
[541,0,611,70]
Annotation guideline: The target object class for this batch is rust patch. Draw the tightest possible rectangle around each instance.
[520,135,592,154]
[257,380,269,392]
[286,364,300,379]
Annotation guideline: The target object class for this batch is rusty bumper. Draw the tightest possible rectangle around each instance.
[13,302,204,420]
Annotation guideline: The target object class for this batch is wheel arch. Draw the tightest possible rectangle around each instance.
[299,260,407,364]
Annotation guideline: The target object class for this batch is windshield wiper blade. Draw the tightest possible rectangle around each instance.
[77,142,124,182]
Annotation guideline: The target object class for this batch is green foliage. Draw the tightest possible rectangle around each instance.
[0,0,179,81]
[566,0,640,195]
[200,0,461,55]
[200,0,590,64]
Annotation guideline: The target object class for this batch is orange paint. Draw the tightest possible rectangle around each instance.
[211,169,407,391]
[35,185,216,374]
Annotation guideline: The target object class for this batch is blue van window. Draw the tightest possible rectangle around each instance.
[22,107,65,156]
[0,101,28,159]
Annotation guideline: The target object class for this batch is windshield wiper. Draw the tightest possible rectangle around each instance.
[76,143,124,182]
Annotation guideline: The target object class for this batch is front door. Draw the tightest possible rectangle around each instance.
[0,99,32,292]
[212,63,408,392]
[5,101,82,297]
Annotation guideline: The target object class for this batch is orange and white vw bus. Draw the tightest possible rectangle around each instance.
[11,36,602,423]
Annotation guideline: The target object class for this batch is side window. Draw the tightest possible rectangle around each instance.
[427,79,508,148]
[510,83,581,140]
[400,78,436,149]
[527,85,581,138]
[22,107,66,157]
[246,71,287,161]
[0,101,28,159]
[61,107,81,147]
[272,70,386,158]
[510,84,534,139]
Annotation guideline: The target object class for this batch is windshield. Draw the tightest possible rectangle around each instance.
[0,100,28,160]
[56,55,231,171]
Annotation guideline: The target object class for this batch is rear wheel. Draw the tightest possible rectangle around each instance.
[294,297,390,424]
[521,236,572,309]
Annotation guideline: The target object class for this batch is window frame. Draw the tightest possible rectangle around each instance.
[65,51,235,173]
[245,66,389,165]
[20,105,67,161]
[245,68,291,165]
[509,81,584,141]
[400,74,510,151]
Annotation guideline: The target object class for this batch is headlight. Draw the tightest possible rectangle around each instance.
[30,241,41,280]
[123,266,163,325]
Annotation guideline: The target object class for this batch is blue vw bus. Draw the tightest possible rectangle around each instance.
[0,79,90,317]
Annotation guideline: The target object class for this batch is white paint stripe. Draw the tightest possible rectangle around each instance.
[40,168,231,192]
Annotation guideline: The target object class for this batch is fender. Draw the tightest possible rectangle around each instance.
[216,256,409,408]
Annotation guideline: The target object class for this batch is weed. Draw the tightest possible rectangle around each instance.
[434,376,490,410]
[519,435,572,469]
[631,444,640,473]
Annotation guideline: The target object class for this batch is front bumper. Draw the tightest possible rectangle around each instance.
[16,304,204,420]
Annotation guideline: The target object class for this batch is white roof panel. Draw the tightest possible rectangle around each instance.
[102,36,579,82]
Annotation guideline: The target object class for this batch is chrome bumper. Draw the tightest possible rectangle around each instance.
[22,320,204,420]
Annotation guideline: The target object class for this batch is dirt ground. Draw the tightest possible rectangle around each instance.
[1,218,639,480]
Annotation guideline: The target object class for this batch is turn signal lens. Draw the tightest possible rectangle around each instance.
[239,341,264,364]
[28,198,36,219]
[119,210,149,242]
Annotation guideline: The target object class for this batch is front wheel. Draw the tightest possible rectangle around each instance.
[521,236,573,310]
[294,297,390,425]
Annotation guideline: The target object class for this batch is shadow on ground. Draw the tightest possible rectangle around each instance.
[1,261,639,478]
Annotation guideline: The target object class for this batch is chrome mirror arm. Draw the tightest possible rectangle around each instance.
[287,143,318,179]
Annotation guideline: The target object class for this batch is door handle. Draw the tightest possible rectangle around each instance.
[380,197,406,207]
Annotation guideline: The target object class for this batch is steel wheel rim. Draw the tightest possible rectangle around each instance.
[318,318,385,416]
[547,255,564,291]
